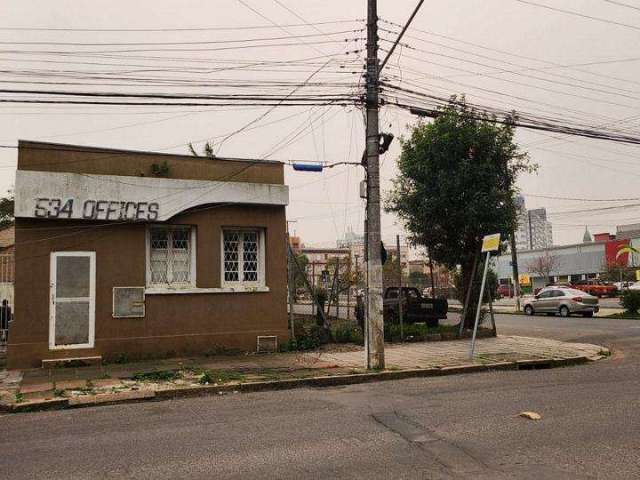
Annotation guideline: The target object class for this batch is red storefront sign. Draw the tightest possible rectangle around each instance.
[605,239,630,267]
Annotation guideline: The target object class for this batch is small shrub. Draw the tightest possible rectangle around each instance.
[199,370,244,384]
[111,353,130,365]
[621,290,640,314]
[131,370,181,382]
[333,324,364,345]
[14,391,24,403]
[151,161,170,177]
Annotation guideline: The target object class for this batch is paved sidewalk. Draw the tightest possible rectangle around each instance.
[319,335,605,368]
[0,335,608,412]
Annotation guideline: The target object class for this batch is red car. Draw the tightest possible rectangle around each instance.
[571,280,618,298]
[498,284,514,298]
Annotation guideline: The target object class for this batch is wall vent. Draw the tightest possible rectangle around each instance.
[113,287,145,318]
[256,335,278,354]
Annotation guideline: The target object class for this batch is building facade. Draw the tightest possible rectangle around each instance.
[8,141,289,368]
[300,247,351,290]
[514,196,553,251]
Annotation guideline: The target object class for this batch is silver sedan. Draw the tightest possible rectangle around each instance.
[524,288,599,318]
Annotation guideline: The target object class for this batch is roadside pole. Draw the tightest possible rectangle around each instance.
[347,256,352,321]
[396,235,404,341]
[311,262,316,316]
[286,233,295,340]
[470,234,501,359]
[427,246,436,298]
[510,232,521,312]
[365,0,385,369]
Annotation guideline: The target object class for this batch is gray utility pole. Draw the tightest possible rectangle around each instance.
[286,233,295,339]
[510,232,521,312]
[365,0,385,369]
[396,235,404,341]
[362,0,424,369]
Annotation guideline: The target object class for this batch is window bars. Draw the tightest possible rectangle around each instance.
[149,226,192,286]
[223,230,262,285]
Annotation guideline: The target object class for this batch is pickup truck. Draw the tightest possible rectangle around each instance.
[383,287,448,328]
[571,280,618,298]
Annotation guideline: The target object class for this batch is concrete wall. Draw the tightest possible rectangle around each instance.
[9,206,288,368]
[8,142,288,368]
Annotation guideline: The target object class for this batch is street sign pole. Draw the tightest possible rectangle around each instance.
[470,233,500,359]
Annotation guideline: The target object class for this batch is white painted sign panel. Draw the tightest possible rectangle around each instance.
[15,170,289,222]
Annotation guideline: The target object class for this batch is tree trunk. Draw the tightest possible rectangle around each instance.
[460,251,480,330]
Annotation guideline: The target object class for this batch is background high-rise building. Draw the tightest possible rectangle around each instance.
[514,196,553,251]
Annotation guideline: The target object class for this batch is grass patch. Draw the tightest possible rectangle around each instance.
[332,324,364,345]
[131,370,182,382]
[384,323,459,342]
[198,370,245,385]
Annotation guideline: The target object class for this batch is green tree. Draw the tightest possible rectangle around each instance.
[0,190,14,228]
[386,98,534,327]
[293,253,309,292]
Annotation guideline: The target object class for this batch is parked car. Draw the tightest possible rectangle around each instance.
[571,280,618,298]
[382,287,447,327]
[613,281,633,291]
[627,281,640,291]
[498,284,514,298]
[523,287,599,317]
[533,283,571,296]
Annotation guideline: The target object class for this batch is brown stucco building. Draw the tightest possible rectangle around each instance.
[8,141,289,368]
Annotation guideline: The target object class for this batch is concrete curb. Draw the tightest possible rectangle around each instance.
[0,353,603,414]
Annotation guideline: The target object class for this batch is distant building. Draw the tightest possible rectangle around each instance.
[583,226,593,243]
[300,247,351,289]
[0,224,14,255]
[593,232,615,242]
[514,196,553,251]
[616,223,640,240]
[337,227,365,266]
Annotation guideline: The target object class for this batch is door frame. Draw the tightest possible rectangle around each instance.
[49,251,96,350]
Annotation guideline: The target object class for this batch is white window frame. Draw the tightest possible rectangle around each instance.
[221,228,266,288]
[49,251,96,350]
[145,225,197,289]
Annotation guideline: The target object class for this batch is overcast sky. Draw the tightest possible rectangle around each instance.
[2,0,640,251]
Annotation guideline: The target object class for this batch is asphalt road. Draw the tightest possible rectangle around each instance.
[2,314,639,479]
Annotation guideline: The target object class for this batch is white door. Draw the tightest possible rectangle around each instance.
[49,252,96,350]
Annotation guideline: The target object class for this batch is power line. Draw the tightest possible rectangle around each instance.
[513,0,640,32]
[380,18,640,90]
[0,19,363,32]
[525,193,640,202]
[602,0,640,13]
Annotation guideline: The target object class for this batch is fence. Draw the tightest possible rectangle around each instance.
[0,253,14,345]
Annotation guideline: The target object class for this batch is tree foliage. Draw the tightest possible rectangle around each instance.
[526,251,560,284]
[0,190,14,228]
[386,98,534,326]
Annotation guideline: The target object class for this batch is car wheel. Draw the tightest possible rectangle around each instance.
[582,312,594,318]
[524,305,534,316]
[559,306,570,318]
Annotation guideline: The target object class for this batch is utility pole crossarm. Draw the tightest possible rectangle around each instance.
[379,0,425,72]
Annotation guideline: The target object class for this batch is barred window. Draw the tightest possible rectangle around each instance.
[148,226,194,287]
[223,230,264,286]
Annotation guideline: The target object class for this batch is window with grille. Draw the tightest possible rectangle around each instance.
[223,229,264,287]
[148,226,194,287]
